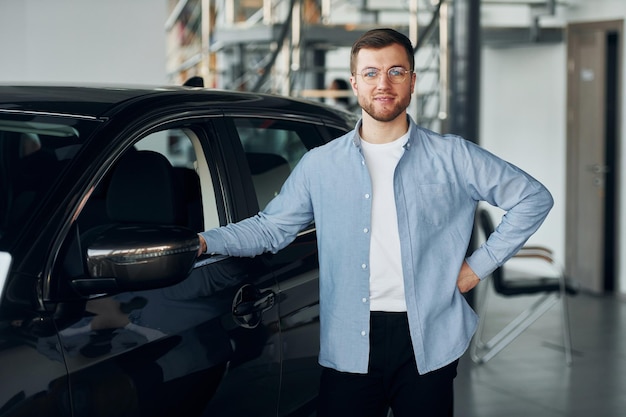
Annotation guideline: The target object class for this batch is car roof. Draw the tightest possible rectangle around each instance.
[0,84,358,125]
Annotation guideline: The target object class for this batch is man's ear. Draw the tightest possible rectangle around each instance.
[349,76,358,94]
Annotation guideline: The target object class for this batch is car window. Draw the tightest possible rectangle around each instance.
[55,125,216,297]
[137,129,207,231]
[0,117,93,245]
[77,128,217,234]
[233,118,319,210]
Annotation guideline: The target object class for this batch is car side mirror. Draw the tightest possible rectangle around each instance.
[71,225,199,296]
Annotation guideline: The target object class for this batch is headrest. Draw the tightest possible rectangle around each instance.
[174,167,201,202]
[106,150,186,225]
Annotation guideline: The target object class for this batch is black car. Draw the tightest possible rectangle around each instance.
[0,85,357,417]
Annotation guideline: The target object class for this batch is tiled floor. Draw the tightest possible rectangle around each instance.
[454,287,626,417]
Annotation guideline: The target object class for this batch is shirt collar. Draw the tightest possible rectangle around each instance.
[351,115,415,149]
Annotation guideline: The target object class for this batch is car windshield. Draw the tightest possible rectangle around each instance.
[0,115,96,246]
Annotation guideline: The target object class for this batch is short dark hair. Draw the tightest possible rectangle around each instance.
[350,28,415,75]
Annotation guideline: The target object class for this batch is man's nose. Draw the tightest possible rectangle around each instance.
[376,71,392,87]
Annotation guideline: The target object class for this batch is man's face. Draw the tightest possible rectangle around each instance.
[349,44,416,123]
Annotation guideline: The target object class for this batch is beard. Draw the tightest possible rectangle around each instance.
[357,91,411,122]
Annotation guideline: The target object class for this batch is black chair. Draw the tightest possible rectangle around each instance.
[470,208,577,365]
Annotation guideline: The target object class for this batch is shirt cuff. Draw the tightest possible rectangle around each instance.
[466,248,498,280]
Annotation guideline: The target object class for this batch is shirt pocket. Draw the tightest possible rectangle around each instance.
[417,182,455,226]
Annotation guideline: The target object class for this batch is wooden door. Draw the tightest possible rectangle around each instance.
[566,21,622,293]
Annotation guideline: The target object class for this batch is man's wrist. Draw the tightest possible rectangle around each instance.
[198,234,207,256]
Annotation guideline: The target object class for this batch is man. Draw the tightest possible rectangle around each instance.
[198,28,553,417]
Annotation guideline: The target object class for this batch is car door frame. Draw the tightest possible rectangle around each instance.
[217,110,354,416]
[41,107,283,416]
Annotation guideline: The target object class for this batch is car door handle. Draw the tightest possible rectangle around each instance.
[232,284,276,328]
[233,290,275,316]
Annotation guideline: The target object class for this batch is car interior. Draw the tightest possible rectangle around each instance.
[0,121,81,240]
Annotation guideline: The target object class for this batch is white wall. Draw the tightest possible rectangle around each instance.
[0,0,167,85]
[480,43,567,261]
[481,0,626,295]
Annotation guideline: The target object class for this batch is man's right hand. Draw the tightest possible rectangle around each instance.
[457,261,480,293]
[197,234,207,256]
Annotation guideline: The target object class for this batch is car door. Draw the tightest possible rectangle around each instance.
[50,119,282,417]
[0,274,70,417]
[227,116,349,416]
[0,118,95,417]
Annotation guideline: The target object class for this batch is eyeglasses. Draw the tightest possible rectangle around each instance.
[354,67,412,85]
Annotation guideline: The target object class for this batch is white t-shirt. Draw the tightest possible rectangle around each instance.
[360,132,409,312]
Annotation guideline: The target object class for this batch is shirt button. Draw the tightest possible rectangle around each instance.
[364,193,370,199]
[363,228,369,233]
[362,297,367,303]
[361,263,367,270]
[361,331,367,336]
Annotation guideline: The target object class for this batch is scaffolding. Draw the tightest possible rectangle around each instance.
[165,0,569,133]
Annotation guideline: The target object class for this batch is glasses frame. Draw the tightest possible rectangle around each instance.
[353,66,413,85]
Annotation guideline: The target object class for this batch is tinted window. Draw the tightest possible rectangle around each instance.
[233,118,320,210]
[76,128,209,234]
[0,116,96,245]
[137,129,209,231]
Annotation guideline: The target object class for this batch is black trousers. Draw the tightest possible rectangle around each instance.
[317,312,457,417]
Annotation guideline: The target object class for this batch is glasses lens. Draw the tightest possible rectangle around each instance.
[388,67,407,83]
[359,67,409,84]
[361,68,380,84]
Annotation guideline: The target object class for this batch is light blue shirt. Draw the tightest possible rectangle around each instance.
[200,116,553,374]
